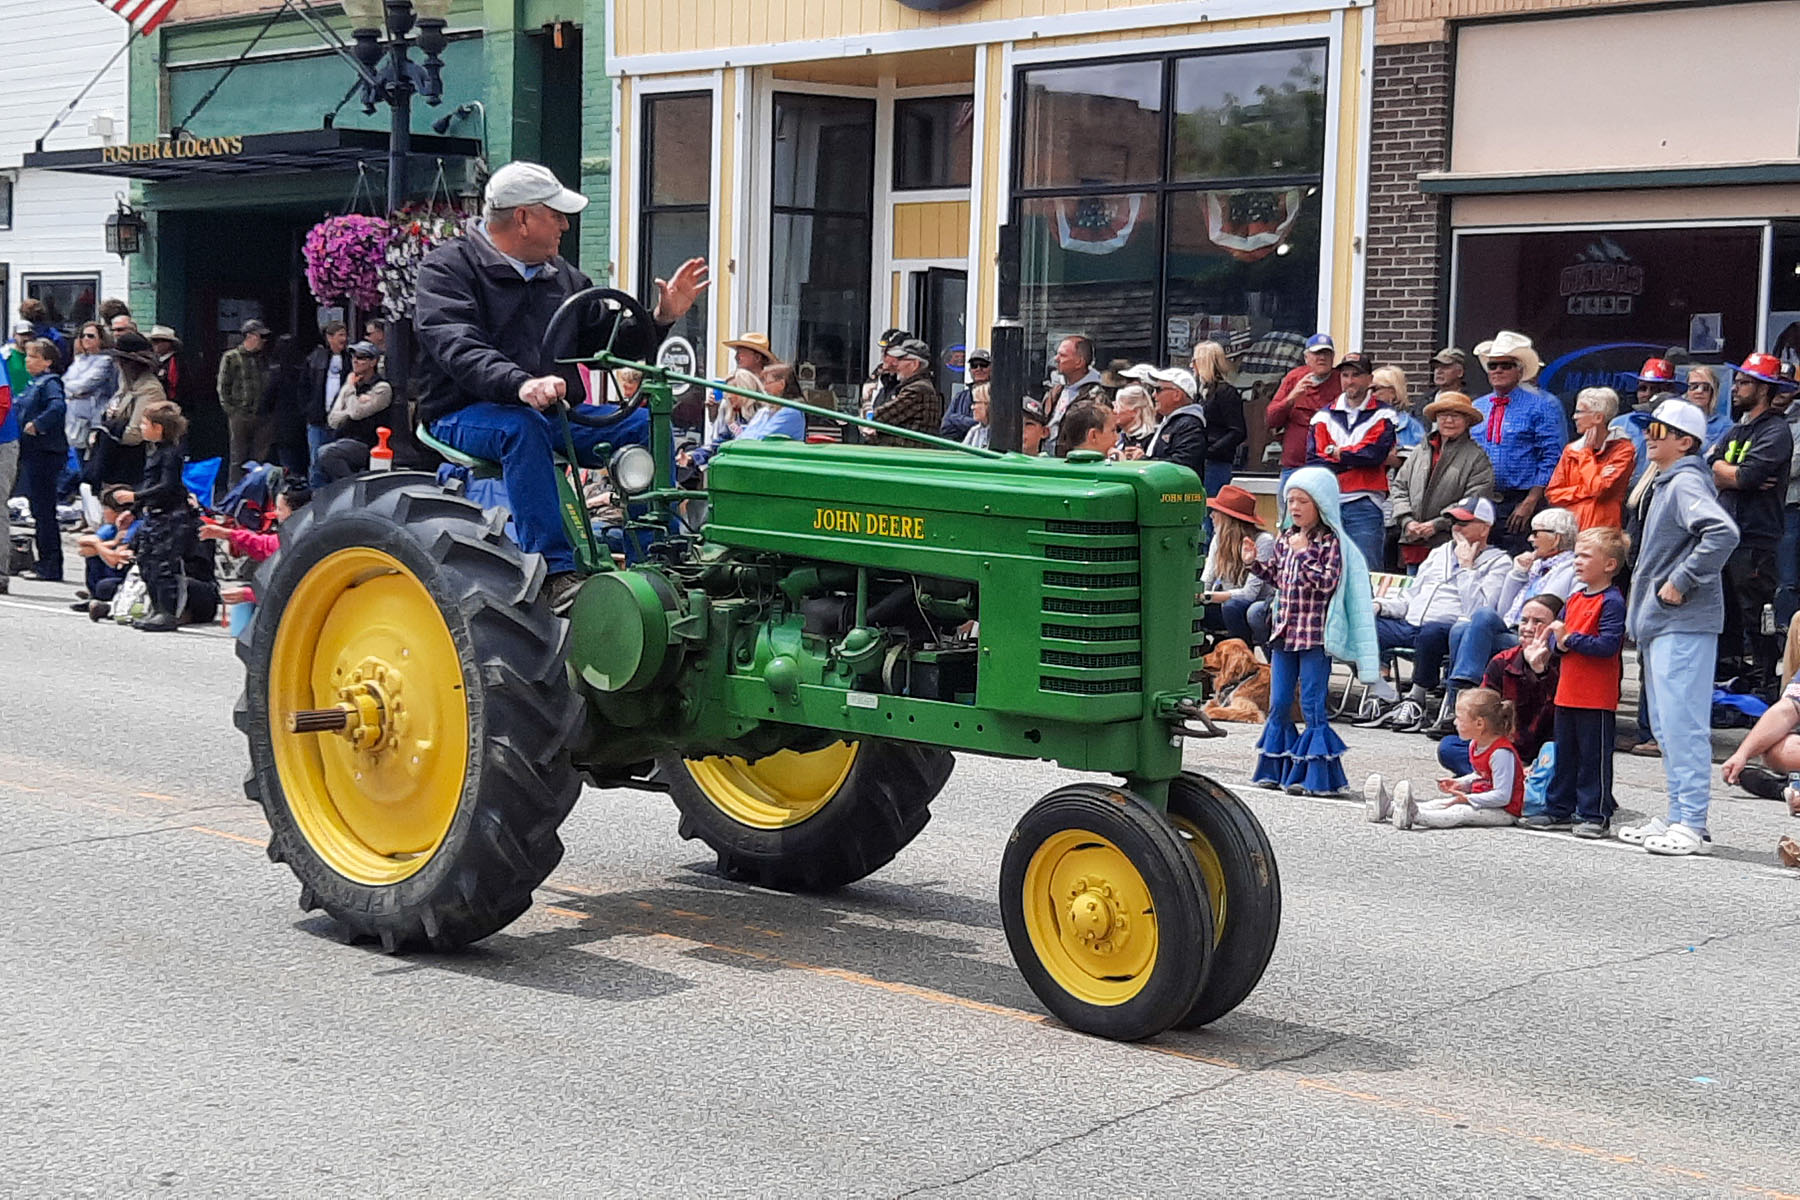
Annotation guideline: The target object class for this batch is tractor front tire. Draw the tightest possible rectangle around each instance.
[1167,771,1282,1028]
[660,741,953,891]
[237,473,583,952]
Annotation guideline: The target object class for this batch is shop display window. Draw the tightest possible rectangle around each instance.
[894,96,974,191]
[24,274,99,336]
[640,91,713,374]
[1013,42,1328,431]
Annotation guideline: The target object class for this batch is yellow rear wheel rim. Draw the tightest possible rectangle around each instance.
[684,742,858,830]
[267,547,469,885]
[1169,814,1228,946]
[1020,830,1159,1006]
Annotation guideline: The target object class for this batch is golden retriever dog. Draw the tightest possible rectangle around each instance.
[1201,638,1273,724]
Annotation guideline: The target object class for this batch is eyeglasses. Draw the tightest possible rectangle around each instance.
[1488,360,1520,371]
[1371,384,1396,393]
[79,332,98,340]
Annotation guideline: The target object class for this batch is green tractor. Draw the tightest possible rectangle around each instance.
[237,290,1280,1042]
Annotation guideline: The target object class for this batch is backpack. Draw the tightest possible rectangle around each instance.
[1521,743,1555,818]
[215,461,284,530]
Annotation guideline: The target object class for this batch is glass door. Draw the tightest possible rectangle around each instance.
[912,266,968,399]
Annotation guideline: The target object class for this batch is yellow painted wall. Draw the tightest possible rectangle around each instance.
[1028,10,1323,49]
[1378,0,1652,45]
[1327,2,1363,345]
[893,201,970,261]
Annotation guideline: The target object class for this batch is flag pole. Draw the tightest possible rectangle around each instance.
[35,30,136,154]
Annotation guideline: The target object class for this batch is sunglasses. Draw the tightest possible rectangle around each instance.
[1646,422,1681,439]
[1488,360,1520,371]
[1687,382,1715,392]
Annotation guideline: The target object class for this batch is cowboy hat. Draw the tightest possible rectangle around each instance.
[1474,331,1542,381]
[146,324,182,348]
[722,332,775,361]
[1729,351,1797,390]
[1423,391,1481,422]
[1204,484,1265,529]
[106,330,160,367]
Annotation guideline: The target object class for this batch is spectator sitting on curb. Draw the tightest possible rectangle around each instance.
[1436,506,1579,734]
[1621,398,1741,857]
[71,486,137,617]
[1436,594,1562,780]
[1364,687,1524,831]
[1355,495,1512,733]
[1390,391,1494,569]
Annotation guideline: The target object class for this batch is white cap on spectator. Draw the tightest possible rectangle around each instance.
[1445,495,1497,524]
[1650,398,1709,444]
[1122,363,1159,383]
[1149,366,1198,399]
[486,161,589,214]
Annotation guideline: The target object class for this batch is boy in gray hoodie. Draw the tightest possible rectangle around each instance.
[1622,399,1740,856]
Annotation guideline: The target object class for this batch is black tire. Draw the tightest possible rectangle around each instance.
[659,741,953,891]
[1169,771,1282,1028]
[1000,784,1213,1041]
[236,472,583,952]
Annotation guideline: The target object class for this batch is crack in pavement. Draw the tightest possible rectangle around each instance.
[0,823,248,858]
[890,1072,1248,1199]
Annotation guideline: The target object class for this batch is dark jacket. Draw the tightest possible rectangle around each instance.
[301,345,352,430]
[414,228,596,426]
[941,384,977,440]
[870,375,943,447]
[1200,380,1246,466]
[1708,408,1793,547]
[15,373,68,458]
[137,440,188,512]
[216,345,269,418]
[1482,645,1559,763]
[1147,403,1207,479]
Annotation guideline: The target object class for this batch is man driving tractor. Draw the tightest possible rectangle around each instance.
[415,160,709,610]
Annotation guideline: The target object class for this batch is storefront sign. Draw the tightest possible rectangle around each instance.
[99,135,245,165]
[1559,240,1645,317]
[656,335,696,396]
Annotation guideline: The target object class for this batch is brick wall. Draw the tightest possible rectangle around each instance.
[1364,39,1450,382]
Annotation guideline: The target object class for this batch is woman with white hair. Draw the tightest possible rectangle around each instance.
[1110,383,1157,457]
[1546,385,1636,529]
[1431,505,1582,734]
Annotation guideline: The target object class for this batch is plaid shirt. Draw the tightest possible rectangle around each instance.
[871,376,944,447]
[1472,385,1565,491]
[1249,526,1343,650]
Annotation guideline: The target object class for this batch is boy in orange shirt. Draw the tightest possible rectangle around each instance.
[1522,526,1628,837]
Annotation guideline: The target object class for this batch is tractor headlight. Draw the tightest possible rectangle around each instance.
[609,445,657,496]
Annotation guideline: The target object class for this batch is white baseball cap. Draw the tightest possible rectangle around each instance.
[1650,398,1709,444]
[1445,495,1497,524]
[1148,366,1198,399]
[1121,363,1160,384]
[485,161,588,214]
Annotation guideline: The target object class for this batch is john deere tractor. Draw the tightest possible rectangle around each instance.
[237,290,1279,1042]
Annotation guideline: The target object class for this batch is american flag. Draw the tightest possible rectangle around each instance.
[97,0,181,37]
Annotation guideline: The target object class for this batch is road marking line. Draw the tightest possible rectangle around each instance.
[190,826,265,847]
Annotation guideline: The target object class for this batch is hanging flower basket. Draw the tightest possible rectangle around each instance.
[379,203,472,322]
[302,214,391,311]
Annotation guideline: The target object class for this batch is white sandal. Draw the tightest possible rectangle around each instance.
[1644,824,1711,857]
[1617,817,1669,846]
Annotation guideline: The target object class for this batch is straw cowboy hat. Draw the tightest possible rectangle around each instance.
[146,324,182,349]
[1423,391,1482,422]
[1474,330,1542,381]
[722,332,775,361]
[1204,483,1266,529]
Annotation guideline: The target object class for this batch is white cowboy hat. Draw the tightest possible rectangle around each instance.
[1474,330,1543,382]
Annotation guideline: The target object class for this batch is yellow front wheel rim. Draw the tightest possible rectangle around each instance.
[1020,830,1159,1006]
[267,547,469,885]
[684,742,858,830]
[1169,814,1228,946]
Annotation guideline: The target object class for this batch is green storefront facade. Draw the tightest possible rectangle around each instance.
[115,0,611,377]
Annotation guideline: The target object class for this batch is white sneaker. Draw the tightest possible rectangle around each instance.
[1644,823,1711,857]
[1364,774,1392,823]
[1380,699,1426,731]
[1393,780,1417,831]
[1616,816,1669,846]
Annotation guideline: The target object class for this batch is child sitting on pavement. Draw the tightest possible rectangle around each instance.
[1365,687,1524,830]
[1521,526,1628,837]
[72,485,136,614]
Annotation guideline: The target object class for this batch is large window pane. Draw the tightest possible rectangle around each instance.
[1018,193,1159,369]
[770,213,873,404]
[643,209,710,360]
[894,96,974,190]
[647,93,713,206]
[1172,46,1326,182]
[772,93,877,212]
[1164,188,1321,349]
[1020,62,1164,190]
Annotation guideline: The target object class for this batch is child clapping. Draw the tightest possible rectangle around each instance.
[1365,688,1524,830]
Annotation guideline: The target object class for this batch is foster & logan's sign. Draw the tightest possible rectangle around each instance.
[100,136,245,165]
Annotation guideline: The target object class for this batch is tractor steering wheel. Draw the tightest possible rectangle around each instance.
[543,286,661,415]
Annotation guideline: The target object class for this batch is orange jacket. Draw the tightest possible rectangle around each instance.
[1545,432,1637,530]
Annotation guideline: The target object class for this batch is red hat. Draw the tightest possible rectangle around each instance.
[1634,358,1676,384]
[1731,352,1796,389]
[1204,484,1266,529]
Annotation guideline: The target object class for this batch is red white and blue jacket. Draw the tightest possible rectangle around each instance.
[1307,397,1401,498]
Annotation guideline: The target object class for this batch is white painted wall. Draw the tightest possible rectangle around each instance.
[0,0,132,328]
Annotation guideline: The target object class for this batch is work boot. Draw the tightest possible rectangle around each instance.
[133,610,181,633]
[543,571,585,614]
[88,601,110,622]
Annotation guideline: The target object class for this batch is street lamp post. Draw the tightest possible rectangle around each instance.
[341,0,451,405]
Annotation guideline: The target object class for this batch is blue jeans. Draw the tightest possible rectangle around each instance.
[1222,596,1271,648]
[1437,735,1473,777]
[1642,632,1717,835]
[20,451,63,579]
[1338,495,1385,572]
[306,424,332,467]
[1375,616,1454,692]
[1779,505,1800,629]
[1251,646,1347,794]
[431,401,649,574]
[1447,608,1519,690]
[1545,707,1616,825]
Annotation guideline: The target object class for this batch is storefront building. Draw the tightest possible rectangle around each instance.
[608,0,1376,451]
[1369,0,1800,397]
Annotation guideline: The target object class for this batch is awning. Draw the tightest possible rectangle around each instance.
[21,127,482,183]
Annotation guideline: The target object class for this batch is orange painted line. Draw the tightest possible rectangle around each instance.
[189,826,265,848]
[136,792,179,803]
[1141,1044,1243,1071]
[667,908,713,921]
[543,905,588,920]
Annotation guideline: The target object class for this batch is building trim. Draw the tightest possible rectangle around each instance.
[1420,163,1800,196]
[608,0,1368,76]
[1347,2,1373,349]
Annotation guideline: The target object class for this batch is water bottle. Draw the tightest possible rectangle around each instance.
[1762,602,1777,637]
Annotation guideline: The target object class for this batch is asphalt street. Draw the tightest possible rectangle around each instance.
[3,575,1799,1199]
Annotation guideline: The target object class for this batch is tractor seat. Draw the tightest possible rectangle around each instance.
[417,423,502,477]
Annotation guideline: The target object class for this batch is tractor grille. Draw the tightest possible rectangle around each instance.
[1037,522,1143,699]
